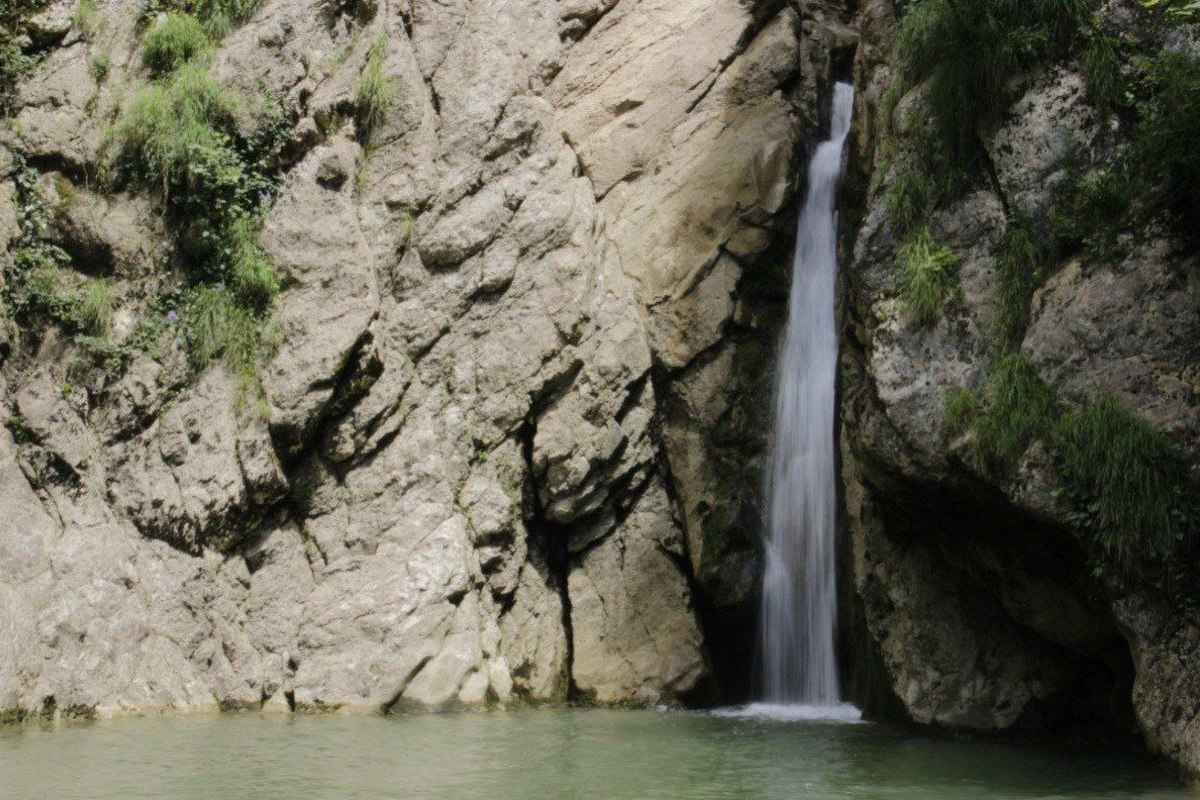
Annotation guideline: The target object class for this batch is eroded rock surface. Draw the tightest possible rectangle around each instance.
[0,0,843,716]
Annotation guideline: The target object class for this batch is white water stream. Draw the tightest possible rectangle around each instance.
[757,82,855,711]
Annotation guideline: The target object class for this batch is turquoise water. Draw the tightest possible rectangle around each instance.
[0,708,1191,799]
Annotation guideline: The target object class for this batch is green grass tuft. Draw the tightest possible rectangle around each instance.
[141,12,212,75]
[885,169,935,234]
[117,62,241,194]
[944,388,980,437]
[994,221,1049,350]
[75,279,114,336]
[900,226,956,326]
[970,354,1059,472]
[1054,394,1197,585]
[1081,33,1123,116]
[354,33,395,144]
[72,0,100,39]
[227,215,277,308]
[182,284,271,383]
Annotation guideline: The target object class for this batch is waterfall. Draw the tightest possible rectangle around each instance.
[758,82,855,708]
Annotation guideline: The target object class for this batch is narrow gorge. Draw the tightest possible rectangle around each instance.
[0,0,1197,792]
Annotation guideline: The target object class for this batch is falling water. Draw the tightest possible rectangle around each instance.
[758,82,855,708]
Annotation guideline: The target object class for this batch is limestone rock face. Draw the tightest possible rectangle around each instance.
[0,0,841,716]
[840,0,1200,778]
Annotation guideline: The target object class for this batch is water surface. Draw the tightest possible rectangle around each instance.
[0,709,1190,799]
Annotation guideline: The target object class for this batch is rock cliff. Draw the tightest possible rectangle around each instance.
[0,0,852,716]
[840,0,1200,779]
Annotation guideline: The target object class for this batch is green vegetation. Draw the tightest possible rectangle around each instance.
[969,354,1059,472]
[890,0,1092,178]
[1133,51,1200,228]
[118,63,242,194]
[1080,33,1123,116]
[1139,0,1200,21]
[354,33,394,144]
[1055,394,1198,590]
[1,1,47,115]
[72,0,100,40]
[885,169,935,234]
[943,388,979,436]
[994,221,1050,350]
[1050,165,1133,256]
[142,0,262,37]
[181,284,276,390]
[141,12,212,76]
[76,278,114,336]
[900,226,956,325]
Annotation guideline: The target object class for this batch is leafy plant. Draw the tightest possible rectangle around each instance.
[1,1,47,114]
[354,33,394,144]
[1054,394,1198,590]
[970,354,1059,472]
[900,226,956,325]
[141,12,212,75]
[1050,165,1135,256]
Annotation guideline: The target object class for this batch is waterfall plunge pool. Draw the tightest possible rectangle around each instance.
[0,708,1190,799]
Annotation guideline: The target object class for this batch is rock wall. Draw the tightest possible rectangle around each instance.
[0,0,854,716]
[840,0,1200,779]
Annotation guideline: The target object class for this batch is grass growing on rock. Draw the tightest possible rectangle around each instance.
[891,0,1092,178]
[141,12,212,76]
[1054,394,1198,590]
[900,226,956,325]
[354,33,395,145]
[994,221,1050,350]
[1133,50,1200,229]
[885,169,935,235]
[117,63,242,195]
[943,388,979,436]
[970,354,1059,472]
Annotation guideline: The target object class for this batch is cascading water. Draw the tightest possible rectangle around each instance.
[757,82,856,712]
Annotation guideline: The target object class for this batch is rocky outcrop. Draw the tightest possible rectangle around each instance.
[0,0,850,716]
[840,0,1200,778]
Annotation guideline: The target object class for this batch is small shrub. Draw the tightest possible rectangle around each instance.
[885,169,934,234]
[944,388,979,436]
[1081,33,1123,116]
[995,221,1049,350]
[900,226,956,325]
[354,33,395,144]
[141,12,212,75]
[89,52,111,82]
[1054,394,1197,588]
[971,354,1059,472]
